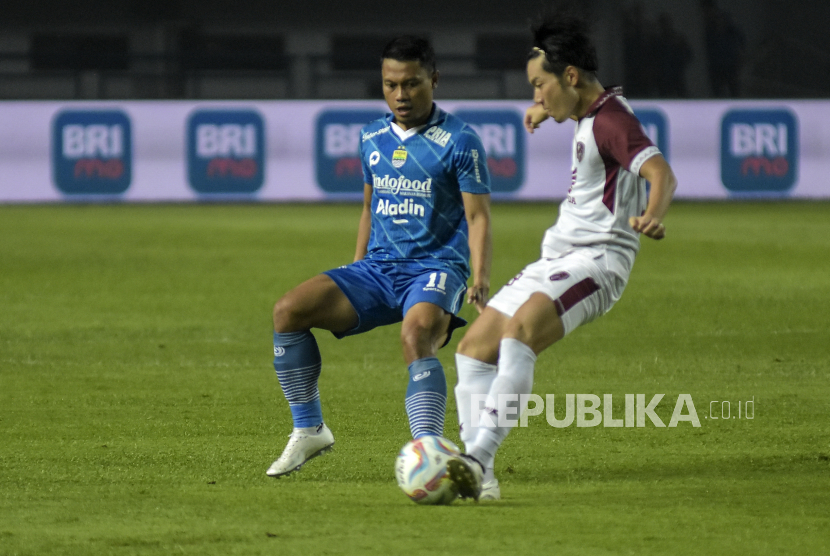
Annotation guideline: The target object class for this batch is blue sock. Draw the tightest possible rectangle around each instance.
[273,331,323,428]
[404,357,447,438]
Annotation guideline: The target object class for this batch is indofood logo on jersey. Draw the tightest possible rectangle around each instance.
[633,108,669,161]
[187,110,265,194]
[721,109,798,195]
[316,109,385,194]
[453,109,524,193]
[372,175,432,197]
[52,110,132,195]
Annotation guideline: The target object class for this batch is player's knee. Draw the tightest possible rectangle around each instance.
[400,321,436,356]
[503,319,532,345]
[272,295,304,333]
[456,331,496,362]
[456,333,477,357]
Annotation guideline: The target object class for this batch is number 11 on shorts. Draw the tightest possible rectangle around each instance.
[426,272,448,292]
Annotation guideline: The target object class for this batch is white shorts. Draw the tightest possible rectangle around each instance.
[487,246,632,336]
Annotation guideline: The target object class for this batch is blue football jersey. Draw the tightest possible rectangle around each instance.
[359,105,491,276]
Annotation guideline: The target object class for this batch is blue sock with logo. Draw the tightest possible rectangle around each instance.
[273,331,323,428]
[404,357,447,438]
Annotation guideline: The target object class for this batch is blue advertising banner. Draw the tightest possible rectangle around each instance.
[187,109,265,194]
[720,109,798,196]
[52,110,132,195]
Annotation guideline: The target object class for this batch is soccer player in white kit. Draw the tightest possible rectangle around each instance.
[447,12,678,500]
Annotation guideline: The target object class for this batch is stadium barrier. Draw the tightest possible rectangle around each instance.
[0,99,826,202]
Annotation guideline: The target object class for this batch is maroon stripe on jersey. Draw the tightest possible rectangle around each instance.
[603,165,619,214]
[553,278,601,317]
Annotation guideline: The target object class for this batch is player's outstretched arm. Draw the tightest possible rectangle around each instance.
[462,192,492,313]
[630,155,677,240]
[524,103,549,134]
[354,183,373,261]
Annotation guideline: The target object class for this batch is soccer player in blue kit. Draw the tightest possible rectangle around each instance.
[266,36,492,477]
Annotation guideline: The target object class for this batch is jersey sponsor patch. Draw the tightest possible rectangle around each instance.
[424,126,451,147]
[376,198,425,218]
[372,175,432,197]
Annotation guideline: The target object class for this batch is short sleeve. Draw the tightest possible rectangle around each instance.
[359,133,373,185]
[593,101,661,176]
[452,128,491,194]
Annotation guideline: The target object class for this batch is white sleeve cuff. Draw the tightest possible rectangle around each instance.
[629,146,661,176]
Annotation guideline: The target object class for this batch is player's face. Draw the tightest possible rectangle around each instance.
[381,59,437,130]
[527,55,579,123]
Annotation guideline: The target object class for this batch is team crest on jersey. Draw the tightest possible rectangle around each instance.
[576,142,585,162]
[392,146,408,168]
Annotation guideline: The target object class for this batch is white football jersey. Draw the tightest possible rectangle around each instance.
[542,87,660,267]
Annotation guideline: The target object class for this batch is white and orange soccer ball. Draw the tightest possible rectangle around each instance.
[395,435,461,505]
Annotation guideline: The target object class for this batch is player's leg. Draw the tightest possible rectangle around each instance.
[453,307,507,495]
[451,261,548,498]
[398,265,468,440]
[267,274,359,477]
[457,250,623,496]
[466,292,564,473]
[272,273,358,431]
[399,301,452,439]
[273,273,359,334]
[449,293,565,499]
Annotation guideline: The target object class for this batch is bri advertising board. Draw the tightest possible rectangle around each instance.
[0,100,828,202]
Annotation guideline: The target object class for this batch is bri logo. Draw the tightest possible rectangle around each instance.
[187,110,265,194]
[316,109,385,194]
[52,110,132,195]
[721,109,798,195]
[454,109,524,193]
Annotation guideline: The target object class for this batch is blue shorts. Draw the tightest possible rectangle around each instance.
[323,259,468,343]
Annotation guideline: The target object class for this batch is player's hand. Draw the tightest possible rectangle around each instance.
[466,285,489,314]
[524,104,549,134]
[629,214,666,239]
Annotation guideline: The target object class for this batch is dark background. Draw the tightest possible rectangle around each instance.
[2,0,828,100]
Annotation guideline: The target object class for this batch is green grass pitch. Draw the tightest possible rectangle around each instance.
[1,201,828,555]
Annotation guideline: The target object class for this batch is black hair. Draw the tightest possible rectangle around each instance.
[528,10,598,77]
[381,35,437,74]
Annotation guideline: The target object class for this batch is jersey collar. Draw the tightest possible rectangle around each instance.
[581,86,623,119]
[387,103,444,140]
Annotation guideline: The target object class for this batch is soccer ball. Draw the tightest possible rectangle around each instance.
[395,435,461,505]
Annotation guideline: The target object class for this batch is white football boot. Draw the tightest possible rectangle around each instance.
[446,454,484,501]
[479,478,501,500]
[266,423,334,477]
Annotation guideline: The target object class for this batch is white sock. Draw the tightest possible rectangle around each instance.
[454,354,497,451]
[469,338,537,470]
